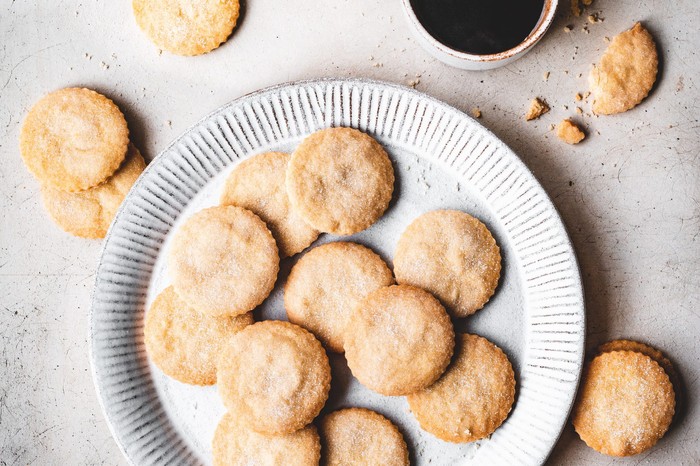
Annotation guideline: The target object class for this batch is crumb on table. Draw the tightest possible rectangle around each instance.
[557,119,586,144]
[525,98,550,121]
[471,107,482,118]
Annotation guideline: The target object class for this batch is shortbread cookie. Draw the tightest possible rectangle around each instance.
[221,152,319,257]
[596,339,682,419]
[40,144,145,238]
[589,23,658,115]
[319,408,409,466]
[572,351,675,456]
[169,205,279,316]
[284,242,394,352]
[132,0,240,56]
[20,88,129,192]
[217,321,331,434]
[407,334,516,443]
[286,127,394,235]
[212,412,320,466]
[344,285,454,396]
[394,210,501,318]
[143,286,253,385]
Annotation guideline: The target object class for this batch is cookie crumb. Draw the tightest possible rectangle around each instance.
[575,92,583,101]
[576,107,583,115]
[543,71,550,81]
[582,0,593,5]
[587,14,599,24]
[570,0,581,16]
[471,108,482,119]
[564,25,572,33]
[409,79,420,88]
[525,98,550,121]
[100,61,109,70]
[557,119,586,144]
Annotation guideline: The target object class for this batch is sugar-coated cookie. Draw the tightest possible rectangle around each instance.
[212,412,320,466]
[286,127,394,235]
[168,205,279,316]
[318,408,409,466]
[40,144,145,238]
[573,350,675,456]
[221,152,319,257]
[407,333,515,443]
[589,23,658,115]
[144,286,253,385]
[217,321,331,434]
[20,88,129,192]
[344,285,454,396]
[132,0,240,56]
[394,210,501,318]
[284,242,394,352]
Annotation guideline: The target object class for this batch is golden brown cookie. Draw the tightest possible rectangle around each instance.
[407,333,516,443]
[132,0,240,56]
[20,88,129,192]
[216,321,331,434]
[168,205,279,316]
[284,242,394,353]
[344,285,454,396]
[212,412,320,466]
[318,408,409,466]
[143,286,253,385]
[286,127,394,235]
[220,152,319,258]
[394,210,501,318]
[40,144,145,239]
[589,23,658,115]
[572,350,675,456]
[596,339,682,419]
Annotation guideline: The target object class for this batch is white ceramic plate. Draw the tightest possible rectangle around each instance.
[90,78,585,466]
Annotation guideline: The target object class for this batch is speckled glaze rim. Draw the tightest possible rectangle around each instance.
[401,0,559,65]
[89,77,585,466]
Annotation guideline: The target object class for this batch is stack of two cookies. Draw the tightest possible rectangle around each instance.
[20,88,145,238]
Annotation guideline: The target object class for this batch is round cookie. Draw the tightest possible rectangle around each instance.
[286,127,394,235]
[284,242,394,352]
[319,408,409,466]
[143,286,253,385]
[221,152,319,257]
[589,23,658,115]
[168,205,279,316]
[40,144,145,239]
[572,350,675,456]
[20,88,129,192]
[212,412,320,466]
[394,210,501,318]
[407,333,516,443]
[344,285,454,396]
[132,0,240,56]
[217,321,331,434]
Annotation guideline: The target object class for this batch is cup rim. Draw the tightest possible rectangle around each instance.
[401,0,559,63]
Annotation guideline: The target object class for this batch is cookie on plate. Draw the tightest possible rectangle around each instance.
[394,210,501,318]
[143,286,253,385]
[221,152,319,258]
[407,333,516,443]
[212,412,320,466]
[344,285,454,396]
[589,23,658,115]
[284,242,394,352]
[132,0,240,56]
[20,87,129,192]
[286,127,394,235]
[168,205,279,316]
[318,408,409,466]
[572,350,675,456]
[217,321,331,434]
[40,144,145,238]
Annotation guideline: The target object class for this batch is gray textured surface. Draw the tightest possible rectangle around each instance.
[0,1,698,465]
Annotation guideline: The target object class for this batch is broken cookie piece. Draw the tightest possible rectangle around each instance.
[589,23,658,115]
[557,119,586,144]
[525,98,550,121]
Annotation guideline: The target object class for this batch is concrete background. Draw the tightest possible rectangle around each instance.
[0,0,698,464]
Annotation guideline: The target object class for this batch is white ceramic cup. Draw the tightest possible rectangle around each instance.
[401,0,559,70]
